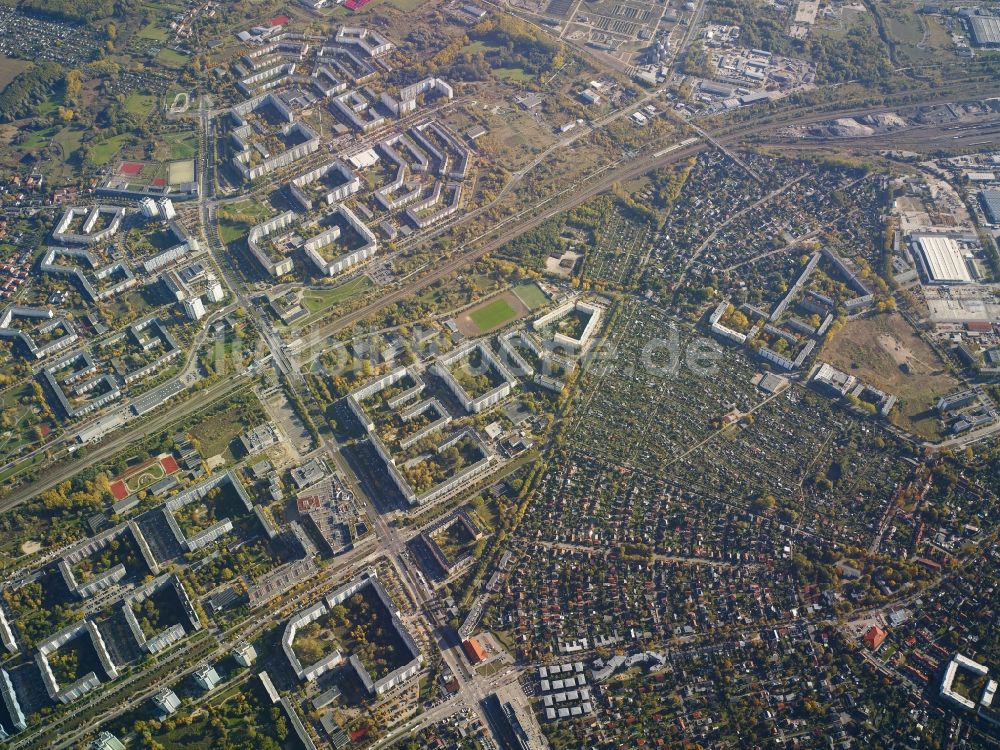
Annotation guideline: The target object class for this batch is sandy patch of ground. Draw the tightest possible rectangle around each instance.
[825,312,961,440]
[206,454,227,470]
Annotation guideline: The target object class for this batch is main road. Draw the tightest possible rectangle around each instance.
[3,82,997,518]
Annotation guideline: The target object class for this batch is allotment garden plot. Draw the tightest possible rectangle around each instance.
[569,300,760,470]
[583,203,652,287]
[664,387,913,547]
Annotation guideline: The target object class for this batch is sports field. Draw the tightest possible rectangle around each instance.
[513,281,548,310]
[472,298,519,330]
[124,461,165,493]
[109,454,180,501]
[108,159,166,188]
[168,159,195,184]
[455,290,530,336]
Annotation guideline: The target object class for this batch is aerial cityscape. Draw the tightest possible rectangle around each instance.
[0,0,998,746]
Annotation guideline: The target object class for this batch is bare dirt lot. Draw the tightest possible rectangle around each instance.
[824,312,961,441]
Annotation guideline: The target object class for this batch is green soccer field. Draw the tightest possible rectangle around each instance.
[470,298,519,332]
[513,282,548,310]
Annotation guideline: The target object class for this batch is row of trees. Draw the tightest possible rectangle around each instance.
[19,0,140,25]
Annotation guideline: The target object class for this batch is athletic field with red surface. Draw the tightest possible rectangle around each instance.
[109,453,180,501]
[119,161,144,176]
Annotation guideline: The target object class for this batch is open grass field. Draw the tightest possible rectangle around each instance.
[455,289,530,336]
[885,12,924,45]
[824,312,961,441]
[388,0,429,9]
[159,131,198,160]
[218,200,273,244]
[0,54,30,92]
[462,40,502,55]
[513,281,548,310]
[137,21,169,41]
[21,124,56,150]
[156,47,189,67]
[495,67,532,82]
[189,403,261,461]
[884,7,957,65]
[300,276,373,317]
[124,91,156,118]
[223,199,272,221]
[218,219,250,245]
[53,127,85,160]
[90,133,133,165]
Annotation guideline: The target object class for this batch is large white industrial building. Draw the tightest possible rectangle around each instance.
[912,234,973,284]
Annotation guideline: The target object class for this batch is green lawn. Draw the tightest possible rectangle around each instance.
[300,276,373,316]
[495,67,531,82]
[33,89,63,120]
[388,0,429,9]
[89,133,133,165]
[218,218,251,245]
[218,200,274,244]
[470,298,519,332]
[53,127,85,159]
[125,91,156,118]
[886,12,924,45]
[0,452,46,484]
[22,125,56,150]
[513,281,548,310]
[224,200,272,221]
[156,47,189,67]
[137,21,169,41]
[462,41,501,55]
[163,131,198,159]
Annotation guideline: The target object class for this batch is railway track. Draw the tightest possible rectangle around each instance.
[294,81,1000,353]
[0,376,253,513]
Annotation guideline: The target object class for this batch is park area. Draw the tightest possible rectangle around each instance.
[453,281,546,336]
[824,312,962,441]
[109,453,180,501]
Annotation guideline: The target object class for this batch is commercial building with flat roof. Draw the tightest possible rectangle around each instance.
[968,14,1000,46]
[912,234,973,284]
[980,190,1000,225]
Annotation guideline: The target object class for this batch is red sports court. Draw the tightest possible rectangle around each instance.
[119,161,144,176]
